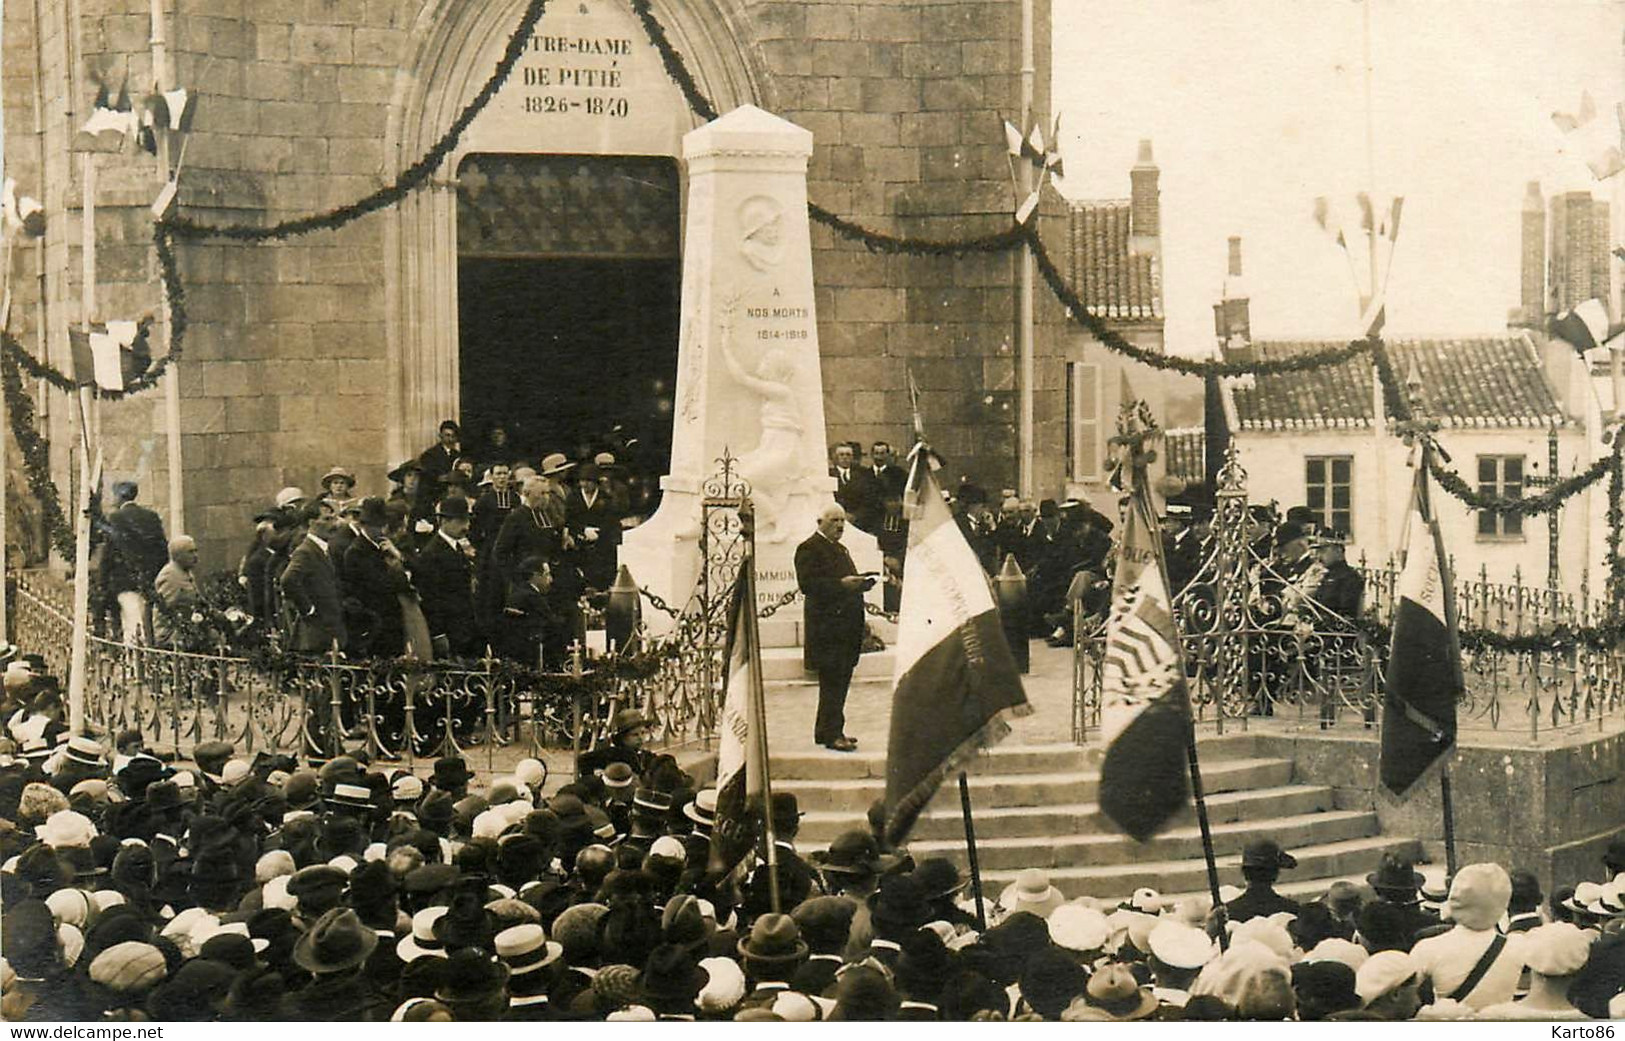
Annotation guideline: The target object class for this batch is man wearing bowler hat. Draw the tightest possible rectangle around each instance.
[1224,838,1303,923]
[744,792,818,915]
[342,497,413,658]
[414,497,480,660]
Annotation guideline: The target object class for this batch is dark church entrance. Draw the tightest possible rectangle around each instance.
[455,153,681,484]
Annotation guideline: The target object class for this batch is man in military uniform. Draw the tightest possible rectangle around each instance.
[1312,530,1364,621]
[1250,521,1324,715]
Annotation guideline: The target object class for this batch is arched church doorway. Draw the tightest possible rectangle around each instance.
[454,152,681,477]
[383,0,762,463]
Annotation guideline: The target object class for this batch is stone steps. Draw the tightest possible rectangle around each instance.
[773,757,1295,815]
[772,742,1089,783]
[796,783,1336,843]
[903,809,1379,872]
[764,726,1414,909]
[976,835,1412,902]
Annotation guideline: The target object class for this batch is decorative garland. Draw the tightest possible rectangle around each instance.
[162,0,551,243]
[2,315,157,401]
[1426,449,1616,517]
[1026,227,1375,376]
[2,226,181,402]
[1372,336,1617,517]
[6,0,1618,563]
[629,0,718,122]
[631,0,1045,259]
[1,338,76,559]
[1352,612,1625,656]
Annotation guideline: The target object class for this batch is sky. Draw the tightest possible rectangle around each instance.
[1052,0,1625,354]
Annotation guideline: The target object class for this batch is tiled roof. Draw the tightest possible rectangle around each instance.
[1066,200,1162,321]
[1227,334,1567,431]
[1163,427,1206,481]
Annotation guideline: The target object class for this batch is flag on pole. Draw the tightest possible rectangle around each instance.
[1003,119,1026,158]
[67,321,144,392]
[1015,187,1042,225]
[1551,298,1621,354]
[882,455,1029,847]
[1024,123,1046,163]
[79,77,138,143]
[1380,461,1460,798]
[1314,193,1403,338]
[707,563,768,879]
[1097,455,1192,842]
[2,178,45,239]
[1552,92,1625,181]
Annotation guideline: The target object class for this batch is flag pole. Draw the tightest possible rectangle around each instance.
[741,500,781,914]
[958,772,987,930]
[1129,413,1229,946]
[1416,436,1460,878]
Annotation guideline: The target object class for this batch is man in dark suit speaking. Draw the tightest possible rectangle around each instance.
[794,504,874,753]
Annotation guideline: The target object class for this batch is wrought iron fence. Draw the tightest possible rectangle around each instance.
[7,570,665,771]
[1073,452,1625,745]
[3,457,768,771]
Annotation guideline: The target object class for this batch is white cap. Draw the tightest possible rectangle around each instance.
[274,487,306,508]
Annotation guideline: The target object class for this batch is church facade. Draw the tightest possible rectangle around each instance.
[1,0,1099,570]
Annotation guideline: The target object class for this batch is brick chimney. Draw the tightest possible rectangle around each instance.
[1128,139,1160,255]
[1517,180,1545,327]
[1213,235,1251,346]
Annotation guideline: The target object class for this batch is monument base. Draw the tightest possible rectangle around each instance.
[622,477,882,643]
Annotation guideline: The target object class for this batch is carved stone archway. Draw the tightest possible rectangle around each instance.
[381,0,764,461]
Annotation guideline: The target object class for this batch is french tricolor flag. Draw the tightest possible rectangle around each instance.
[1380,467,1460,798]
[1097,475,1192,842]
[882,453,1029,847]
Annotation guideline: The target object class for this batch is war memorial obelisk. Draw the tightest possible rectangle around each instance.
[622,105,881,632]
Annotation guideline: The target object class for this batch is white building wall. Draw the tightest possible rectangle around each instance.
[1234,426,1598,591]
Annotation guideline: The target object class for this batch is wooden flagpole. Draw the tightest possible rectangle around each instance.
[1416,437,1460,878]
[958,772,987,930]
[742,500,781,913]
[151,0,185,535]
[1130,409,1229,946]
[67,152,101,736]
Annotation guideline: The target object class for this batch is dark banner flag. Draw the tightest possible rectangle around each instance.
[882,454,1030,847]
[1380,465,1460,798]
[706,564,767,880]
[1097,469,1193,842]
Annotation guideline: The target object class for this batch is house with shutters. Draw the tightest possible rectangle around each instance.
[1212,180,1617,592]
[1220,334,1599,588]
[1056,140,1202,514]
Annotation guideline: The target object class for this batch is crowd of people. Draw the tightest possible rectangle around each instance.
[90,421,1364,680]
[91,420,660,669]
[1,672,1624,1022]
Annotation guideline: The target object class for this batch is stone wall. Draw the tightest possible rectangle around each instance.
[1257,728,1625,893]
[3,0,1072,572]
